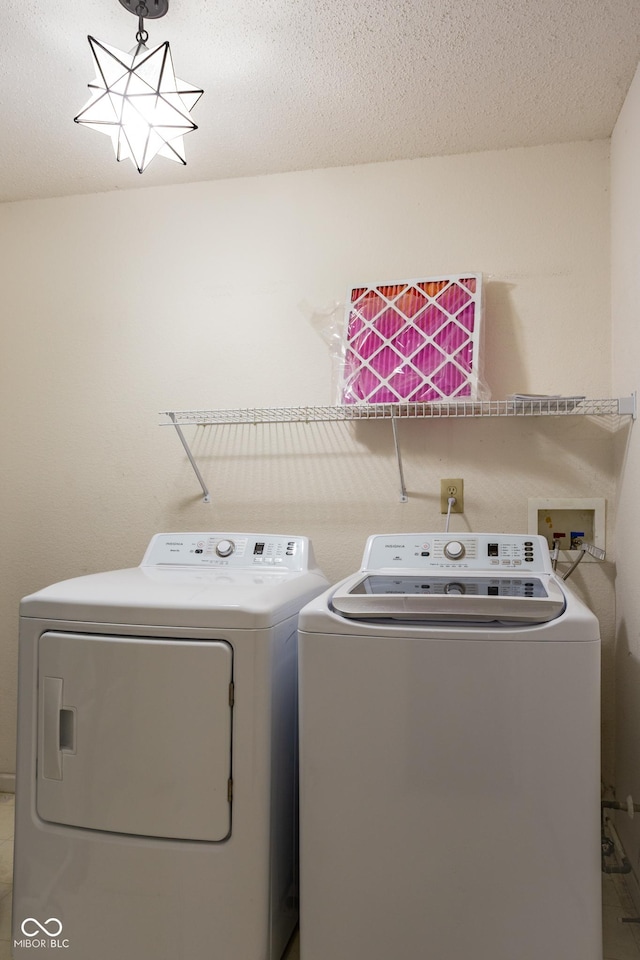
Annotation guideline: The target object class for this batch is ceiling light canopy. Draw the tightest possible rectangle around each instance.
[74,0,203,173]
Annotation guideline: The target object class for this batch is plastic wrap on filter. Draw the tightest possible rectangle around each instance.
[340,275,486,404]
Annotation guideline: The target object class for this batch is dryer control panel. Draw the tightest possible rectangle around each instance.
[362,533,552,573]
[141,532,311,570]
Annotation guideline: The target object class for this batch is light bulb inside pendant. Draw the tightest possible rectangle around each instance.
[74,2,203,173]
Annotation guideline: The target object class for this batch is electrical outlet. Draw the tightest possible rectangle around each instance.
[440,478,464,513]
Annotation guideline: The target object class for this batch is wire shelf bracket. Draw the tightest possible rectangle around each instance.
[167,412,211,503]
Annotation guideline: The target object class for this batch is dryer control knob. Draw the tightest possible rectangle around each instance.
[216,539,235,558]
[444,540,465,560]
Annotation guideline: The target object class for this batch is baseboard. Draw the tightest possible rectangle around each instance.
[622,854,640,916]
[604,808,640,917]
[0,773,15,793]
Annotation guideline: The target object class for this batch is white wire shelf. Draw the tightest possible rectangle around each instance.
[160,396,636,503]
[161,397,635,426]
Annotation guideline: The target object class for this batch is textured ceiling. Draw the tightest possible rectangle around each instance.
[2,0,640,202]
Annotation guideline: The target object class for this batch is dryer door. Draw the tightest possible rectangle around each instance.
[36,632,233,841]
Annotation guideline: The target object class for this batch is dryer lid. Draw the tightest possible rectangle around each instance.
[330,574,566,623]
[19,532,329,628]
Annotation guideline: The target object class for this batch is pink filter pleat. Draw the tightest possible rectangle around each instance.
[347,314,364,339]
[415,304,447,337]
[433,362,468,396]
[433,321,468,354]
[368,383,398,403]
[455,303,476,332]
[410,382,443,402]
[369,346,402,378]
[352,327,384,360]
[454,342,473,373]
[389,366,424,397]
[392,325,427,356]
[354,291,386,321]
[417,280,448,298]
[436,282,470,314]
[395,288,428,318]
[378,284,408,301]
[412,342,446,376]
[374,307,405,340]
[345,365,380,402]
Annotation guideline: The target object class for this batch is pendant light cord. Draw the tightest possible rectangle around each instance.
[136,2,149,42]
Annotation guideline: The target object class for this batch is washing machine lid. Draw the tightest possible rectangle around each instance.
[331,574,566,624]
[329,532,566,624]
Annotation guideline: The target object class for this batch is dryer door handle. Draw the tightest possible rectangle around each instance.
[41,676,64,781]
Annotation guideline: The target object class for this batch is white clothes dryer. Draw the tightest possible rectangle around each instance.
[298,533,601,960]
[13,532,328,960]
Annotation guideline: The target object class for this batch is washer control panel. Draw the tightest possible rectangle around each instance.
[362,533,551,573]
[142,533,308,570]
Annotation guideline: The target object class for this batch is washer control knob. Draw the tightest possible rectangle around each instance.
[444,581,466,595]
[216,539,235,558]
[444,540,465,560]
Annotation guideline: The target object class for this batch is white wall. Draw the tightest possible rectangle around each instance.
[0,140,615,782]
[612,61,640,868]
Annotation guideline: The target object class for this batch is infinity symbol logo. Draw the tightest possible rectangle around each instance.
[21,917,63,937]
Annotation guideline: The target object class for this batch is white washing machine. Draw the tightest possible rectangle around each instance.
[12,532,328,960]
[298,533,602,960]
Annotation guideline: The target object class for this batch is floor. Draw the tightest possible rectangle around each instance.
[603,866,640,960]
[0,790,638,960]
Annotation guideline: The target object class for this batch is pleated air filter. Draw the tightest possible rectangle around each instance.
[341,275,483,404]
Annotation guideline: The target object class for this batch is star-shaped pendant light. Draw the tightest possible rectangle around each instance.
[75,0,203,173]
